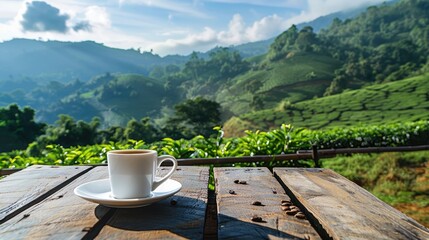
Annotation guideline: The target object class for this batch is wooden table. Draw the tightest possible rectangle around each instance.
[0,165,428,239]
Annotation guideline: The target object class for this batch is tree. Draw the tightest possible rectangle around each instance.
[0,104,45,152]
[149,66,165,79]
[38,115,100,148]
[166,97,221,138]
[295,26,317,52]
[124,117,160,143]
[97,126,126,143]
[267,24,298,61]
[165,64,181,75]
[207,47,249,79]
[183,52,205,81]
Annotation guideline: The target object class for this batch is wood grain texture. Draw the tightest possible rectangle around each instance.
[0,165,91,223]
[274,168,429,240]
[0,166,112,239]
[96,166,209,240]
[214,167,320,240]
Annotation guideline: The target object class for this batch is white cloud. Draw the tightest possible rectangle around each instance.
[160,30,189,37]
[205,0,303,8]
[151,27,218,55]
[0,0,23,21]
[83,6,111,29]
[217,14,287,44]
[118,0,208,18]
[308,0,386,14]
[245,14,287,41]
[151,13,288,55]
[217,14,246,44]
[285,0,388,27]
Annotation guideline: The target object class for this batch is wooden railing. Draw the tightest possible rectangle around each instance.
[1,145,429,176]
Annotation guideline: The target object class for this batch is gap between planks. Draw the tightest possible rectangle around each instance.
[273,169,332,240]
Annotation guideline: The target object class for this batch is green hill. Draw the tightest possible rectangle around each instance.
[97,74,172,121]
[36,74,173,126]
[223,73,429,136]
[0,39,189,84]
[216,52,341,115]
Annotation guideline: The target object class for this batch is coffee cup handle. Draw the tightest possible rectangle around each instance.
[152,155,178,191]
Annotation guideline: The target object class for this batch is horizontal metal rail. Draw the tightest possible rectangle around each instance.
[297,145,429,155]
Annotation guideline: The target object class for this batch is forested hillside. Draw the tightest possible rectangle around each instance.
[320,0,429,94]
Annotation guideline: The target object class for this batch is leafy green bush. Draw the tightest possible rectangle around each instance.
[0,121,428,169]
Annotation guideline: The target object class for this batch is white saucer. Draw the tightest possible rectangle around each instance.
[74,178,182,208]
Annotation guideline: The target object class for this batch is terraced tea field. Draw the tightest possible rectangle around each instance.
[224,73,429,135]
[217,52,340,115]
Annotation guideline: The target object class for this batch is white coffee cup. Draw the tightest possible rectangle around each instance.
[107,149,178,199]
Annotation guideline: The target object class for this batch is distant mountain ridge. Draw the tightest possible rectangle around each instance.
[0,39,190,84]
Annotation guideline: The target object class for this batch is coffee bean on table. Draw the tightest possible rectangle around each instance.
[281,206,290,211]
[290,206,300,211]
[251,215,263,222]
[295,212,306,219]
[251,201,263,206]
[229,190,236,194]
[234,179,240,184]
[286,209,299,215]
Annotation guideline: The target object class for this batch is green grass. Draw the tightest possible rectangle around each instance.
[225,73,429,133]
[322,151,429,227]
[79,91,95,99]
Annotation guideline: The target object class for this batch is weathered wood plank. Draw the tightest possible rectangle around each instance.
[95,166,210,240]
[0,165,91,224]
[214,167,320,240]
[274,168,429,240]
[0,166,113,239]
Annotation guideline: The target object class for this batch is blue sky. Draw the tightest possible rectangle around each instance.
[0,0,388,56]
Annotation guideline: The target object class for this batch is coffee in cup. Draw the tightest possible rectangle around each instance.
[107,149,178,199]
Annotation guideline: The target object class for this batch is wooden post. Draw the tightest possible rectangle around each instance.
[312,144,320,167]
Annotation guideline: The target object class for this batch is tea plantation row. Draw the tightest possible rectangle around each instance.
[231,73,429,133]
[1,120,428,169]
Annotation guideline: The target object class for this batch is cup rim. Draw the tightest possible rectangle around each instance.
[107,149,156,155]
